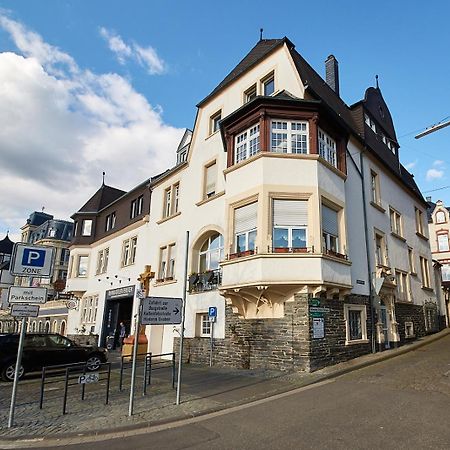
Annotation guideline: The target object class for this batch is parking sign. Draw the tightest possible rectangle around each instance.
[208,306,217,322]
[10,243,55,277]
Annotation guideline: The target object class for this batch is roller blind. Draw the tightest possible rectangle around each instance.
[205,163,217,195]
[273,200,308,227]
[235,202,257,234]
[322,205,338,236]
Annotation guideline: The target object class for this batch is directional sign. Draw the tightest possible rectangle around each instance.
[8,286,47,304]
[10,243,55,278]
[141,296,182,325]
[309,298,321,307]
[309,307,330,313]
[11,304,40,318]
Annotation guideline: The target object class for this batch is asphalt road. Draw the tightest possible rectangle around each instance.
[47,335,450,450]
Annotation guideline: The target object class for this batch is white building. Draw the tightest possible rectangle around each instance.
[67,37,438,370]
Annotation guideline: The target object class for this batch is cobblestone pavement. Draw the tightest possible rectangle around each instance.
[0,330,448,445]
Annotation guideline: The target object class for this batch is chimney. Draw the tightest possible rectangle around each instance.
[426,196,432,202]
[325,55,340,96]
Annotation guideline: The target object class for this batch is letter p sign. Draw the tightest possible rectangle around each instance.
[22,249,45,267]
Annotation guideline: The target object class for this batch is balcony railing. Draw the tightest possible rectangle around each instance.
[188,269,222,293]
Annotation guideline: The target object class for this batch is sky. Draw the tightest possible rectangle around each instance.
[1,0,450,241]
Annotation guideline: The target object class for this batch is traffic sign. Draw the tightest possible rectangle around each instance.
[8,286,47,304]
[11,304,40,318]
[141,297,182,325]
[10,243,55,278]
[208,306,217,322]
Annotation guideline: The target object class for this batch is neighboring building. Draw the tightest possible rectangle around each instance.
[68,37,439,371]
[0,234,16,333]
[18,211,73,335]
[426,198,450,325]
[65,180,153,345]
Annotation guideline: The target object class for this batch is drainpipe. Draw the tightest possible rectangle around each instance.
[346,145,376,353]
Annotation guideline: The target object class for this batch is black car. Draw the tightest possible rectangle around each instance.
[0,333,108,381]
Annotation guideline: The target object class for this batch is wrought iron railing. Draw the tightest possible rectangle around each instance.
[188,269,222,293]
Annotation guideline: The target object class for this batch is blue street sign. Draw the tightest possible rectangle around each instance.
[22,248,46,267]
[208,306,217,318]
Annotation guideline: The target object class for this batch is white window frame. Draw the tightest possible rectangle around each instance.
[76,255,89,278]
[105,212,116,231]
[121,236,137,267]
[199,234,224,272]
[204,161,217,199]
[435,210,446,224]
[364,113,377,133]
[375,232,387,267]
[437,233,449,252]
[96,248,109,275]
[395,270,410,302]
[389,207,403,237]
[261,72,275,96]
[81,220,93,236]
[408,247,416,274]
[318,128,337,167]
[370,170,381,205]
[210,110,221,134]
[270,120,309,155]
[244,84,257,103]
[163,183,180,218]
[80,295,99,327]
[158,243,176,281]
[344,304,368,344]
[235,124,260,163]
[198,313,211,337]
[415,207,425,235]
[420,256,431,288]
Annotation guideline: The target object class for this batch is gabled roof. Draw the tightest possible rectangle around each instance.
[0,234,14,255]
[197,38,287,107]
[75,184,126,214]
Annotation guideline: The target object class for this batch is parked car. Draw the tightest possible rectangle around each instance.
[0,333,108,381]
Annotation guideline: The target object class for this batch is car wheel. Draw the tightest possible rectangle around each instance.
[86,355,102,371]
[1,362,25,382]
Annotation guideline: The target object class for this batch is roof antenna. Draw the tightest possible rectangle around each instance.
[102,171,106,185]
[375,74,379,89]
[42,206,45,212]
[260,28,264,41]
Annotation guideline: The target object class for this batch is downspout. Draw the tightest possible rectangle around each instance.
[346,144,376,353]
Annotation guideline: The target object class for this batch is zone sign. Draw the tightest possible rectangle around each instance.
[10,243,55,278]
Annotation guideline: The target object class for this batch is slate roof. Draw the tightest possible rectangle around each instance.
[0,235,14,255]
[76,184,126,214]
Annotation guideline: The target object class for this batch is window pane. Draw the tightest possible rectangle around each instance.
[349,310,362,340]
[248,230,257,251]
[236,234,246,253]
[199,253,207,272]
[264,78,274,96]
[209,234,220,250]
[209,250,220,270]
[273,228,289,248]
[292,228,307,248]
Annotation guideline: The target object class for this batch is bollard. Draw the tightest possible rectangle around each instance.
[105,363,111,405]
[62,368,70,415]
[39,367,46,410]
[172,353,176,389]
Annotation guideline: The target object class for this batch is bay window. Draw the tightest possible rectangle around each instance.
[272,199,308,251]
[235,124,260,163]
[318,128,337,167]
[234,202,257,254]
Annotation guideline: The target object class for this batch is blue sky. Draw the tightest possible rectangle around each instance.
[1,0,449,238]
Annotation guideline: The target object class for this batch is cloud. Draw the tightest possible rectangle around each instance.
[426,168,444,181]
[99,27,166,74]
[433,160,444,167]
[404,160,417,170]
[0,15,183,237]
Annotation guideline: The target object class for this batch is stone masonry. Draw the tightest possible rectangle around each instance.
[178,293,374,372]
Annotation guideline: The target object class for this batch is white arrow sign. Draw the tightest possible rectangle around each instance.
[141,297,182,325]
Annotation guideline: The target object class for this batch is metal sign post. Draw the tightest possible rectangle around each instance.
[208,307,217,368]
[176,231,189,406]
[128,287,144,417]
[8,317,27,428]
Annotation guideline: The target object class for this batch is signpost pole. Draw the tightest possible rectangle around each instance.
[209,321,214,367]
[128,292,142,417]
[176,231,189,406]
[8,317,26,428]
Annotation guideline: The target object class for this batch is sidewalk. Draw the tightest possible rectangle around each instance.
[0,329,449,447]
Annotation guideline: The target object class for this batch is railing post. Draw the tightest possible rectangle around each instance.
[119,355,124,391]
[39,367,45,410]
[148,357,152,386]
[105,363,111,405]
[81,365,86,401]
[143,356,148,396]
[172,353,176,389]
[62,368,70,415]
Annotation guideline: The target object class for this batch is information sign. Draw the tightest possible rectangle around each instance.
[8,286,47,304]
[11,304,40,318]
[141,297,182,325]
[78,373,99,384]
[312,317,325,339]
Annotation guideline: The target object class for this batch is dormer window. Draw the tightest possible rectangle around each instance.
[262,72,275,96]
[81,220,92,236]
[210,110,221,134]
[244,84,257,103]
[364,113,376,133]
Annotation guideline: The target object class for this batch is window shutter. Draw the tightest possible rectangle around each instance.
[235,202,257,234]
[273,200,308,226]
[322,205,338,236]
[205,163,217,195]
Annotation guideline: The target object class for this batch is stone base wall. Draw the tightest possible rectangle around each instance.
[309,295,373,371]
[394,303,426,342]
[177,293,374,372]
